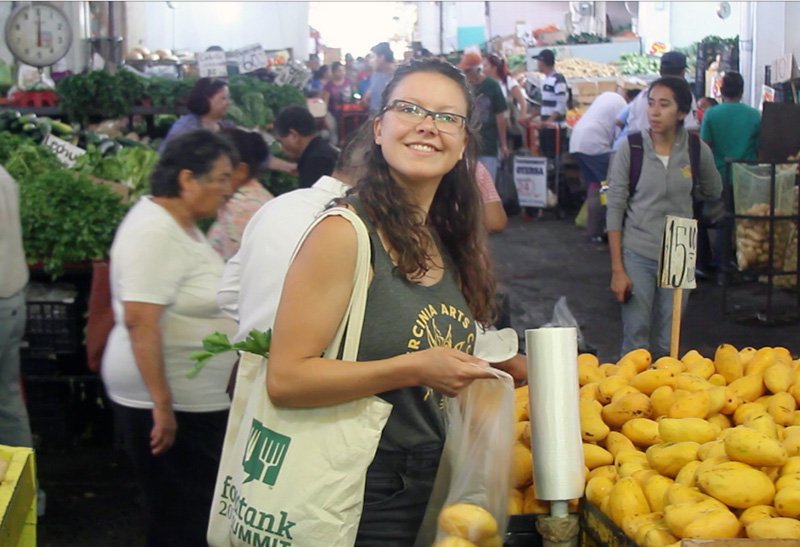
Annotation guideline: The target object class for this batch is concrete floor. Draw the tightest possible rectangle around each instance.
[34,212,800,546]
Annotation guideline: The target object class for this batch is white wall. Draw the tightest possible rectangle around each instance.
[638,1,740,49]
[486,1,568,39]
[125,2,308,59]
[786,1,800,60]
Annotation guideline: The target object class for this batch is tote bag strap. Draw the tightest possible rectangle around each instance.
[289,206,371,362]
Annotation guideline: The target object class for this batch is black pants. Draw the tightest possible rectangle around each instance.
[112,403,228,547]
[355,445,441,546]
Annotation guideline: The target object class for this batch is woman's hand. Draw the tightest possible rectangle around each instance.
[492,354,528,386]
[415,347,495,397]
[611,270,633,303]
[150,405,177,456]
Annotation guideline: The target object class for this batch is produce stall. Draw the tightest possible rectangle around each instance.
[508,343,800,545]
[0,446,36,547]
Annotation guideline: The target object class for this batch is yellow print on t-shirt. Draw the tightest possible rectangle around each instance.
[406,303,475,402]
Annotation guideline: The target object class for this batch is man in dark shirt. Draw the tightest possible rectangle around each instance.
[274,106,340,188]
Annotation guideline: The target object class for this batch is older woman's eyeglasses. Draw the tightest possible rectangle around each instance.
[382,100,467,133]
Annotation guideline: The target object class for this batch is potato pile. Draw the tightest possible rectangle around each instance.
[508,385,580,516]
[736,203,796,271]
[579,345,800,544]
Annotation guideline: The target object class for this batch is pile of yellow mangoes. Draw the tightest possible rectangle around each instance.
[579,345,800,544]
[508,384,580,516]
[434,503,502,547]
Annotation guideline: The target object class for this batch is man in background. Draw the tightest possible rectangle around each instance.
[533,48,568,159]
[700,71,761,281]
[273,105,340,189]
[363,42,395,117]
[0,165,33,451]
[626,51,699,133]
[459,51,508,180]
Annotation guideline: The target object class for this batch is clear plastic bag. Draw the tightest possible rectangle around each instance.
[416,369,515,546]
[543,296,591,354]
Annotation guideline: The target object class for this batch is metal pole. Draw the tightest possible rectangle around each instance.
[438,1,444,55]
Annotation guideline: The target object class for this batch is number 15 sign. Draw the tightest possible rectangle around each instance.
[658,215,698,290]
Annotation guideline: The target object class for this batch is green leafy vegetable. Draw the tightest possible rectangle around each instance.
[187,329,271,378]
[19,169,128,278]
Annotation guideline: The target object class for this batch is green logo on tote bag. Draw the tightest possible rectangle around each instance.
[242,419,291,486]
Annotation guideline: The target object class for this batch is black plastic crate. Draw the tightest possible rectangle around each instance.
[24,299,81,355]
[505,514,543,546]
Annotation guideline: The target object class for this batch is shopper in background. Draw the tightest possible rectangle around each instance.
[612,88,643,152]
[363,41,396,116]
[476,160,508,233]
[701,72,760,178]
[606,78,721,360]
[101,131,239,546]
[569,90,627,242]
[459,51,508,180]
[207,128,275,260]
[266,59,497,544]
[0,165,33,451]
[533,49,568,156]
[625,51,699,134]
[158,78,233,153]
[700,71,761,280]
[322,61,354,119]
[306,64,330,97]
[218,131,369,341]
[484,53,530,150]
[273,105,340,188]
[306,53,321,74]
[696,96,718,125]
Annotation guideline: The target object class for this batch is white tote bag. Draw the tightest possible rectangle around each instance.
[208,207,393,547]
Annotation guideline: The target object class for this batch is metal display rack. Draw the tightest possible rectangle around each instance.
[721,160,800,324]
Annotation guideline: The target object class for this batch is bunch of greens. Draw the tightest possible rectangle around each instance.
[144,77,196,108]
[56,70,146,123]
[188,329,271,378]
[71,144,159,198]
[0,133,62,182]
[19,170,129,278]
[227,75,305,129]
[617,53,661,75]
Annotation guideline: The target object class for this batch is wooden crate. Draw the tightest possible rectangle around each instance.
[0,446,36,547]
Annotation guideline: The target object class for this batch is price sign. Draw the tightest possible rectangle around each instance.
[41,134,86,167]
[658,215,698,289]
[232,44,267,74]
[513,156,548,208]
[196,51,228,78]
[771,54,799,85]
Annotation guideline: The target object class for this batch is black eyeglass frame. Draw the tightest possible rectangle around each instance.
[381,99,468,132]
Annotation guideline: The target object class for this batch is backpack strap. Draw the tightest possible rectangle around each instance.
[627,131,644,195]
[688,130,703,219]
[687,130,701,192]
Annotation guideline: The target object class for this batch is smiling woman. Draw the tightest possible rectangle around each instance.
[263,59,498,544]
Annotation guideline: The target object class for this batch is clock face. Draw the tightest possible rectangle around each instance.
[4,3,72,67]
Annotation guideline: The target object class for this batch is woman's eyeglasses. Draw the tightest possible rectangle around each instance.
[382,99,467,133]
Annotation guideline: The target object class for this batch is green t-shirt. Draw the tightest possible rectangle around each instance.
[472,77,507,156]
[700,102,761,178]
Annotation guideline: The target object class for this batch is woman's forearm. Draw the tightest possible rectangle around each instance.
[129,323,172,408]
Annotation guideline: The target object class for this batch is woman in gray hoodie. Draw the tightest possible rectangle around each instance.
[606,77,722,359]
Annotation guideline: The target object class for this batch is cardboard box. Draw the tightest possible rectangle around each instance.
[0,446,36,547]
[537,31,568,46]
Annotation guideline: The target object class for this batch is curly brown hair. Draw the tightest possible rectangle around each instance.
[350,59,496,324]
